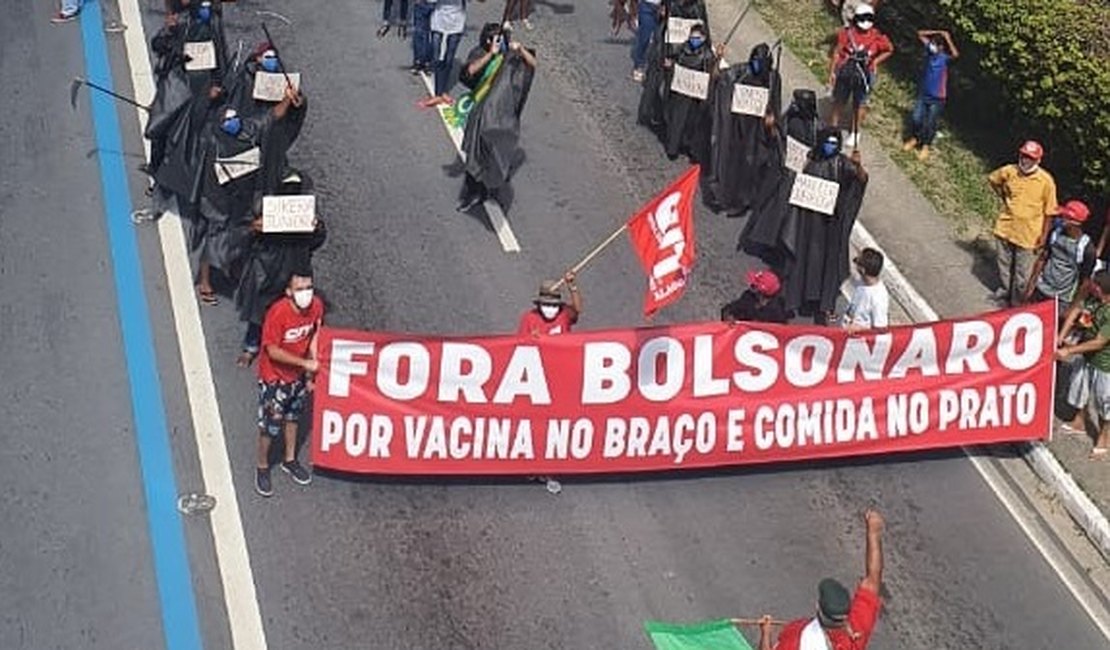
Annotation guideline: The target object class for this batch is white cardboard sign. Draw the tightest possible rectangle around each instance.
[670,64,710,101]
[666,17,701,44]
[730,83,770,117]
[262,195,317,233]
[213,146,261,185]
[252,71,301,102]
[784,135,810,173]
[789,173,841,216]
[184,41,217,71]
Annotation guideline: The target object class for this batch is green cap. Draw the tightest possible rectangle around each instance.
[817,578,851,623]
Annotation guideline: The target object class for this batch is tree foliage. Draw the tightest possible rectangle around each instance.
[938,0,1110,195]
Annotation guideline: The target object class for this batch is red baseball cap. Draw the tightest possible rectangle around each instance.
[747,269,781,297]
[1058,200,1091,223]
[1019,140,1044,160]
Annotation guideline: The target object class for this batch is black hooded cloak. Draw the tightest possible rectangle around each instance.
[704,44,782,215]
[460,46,536,194]
[636,0,710,130]
[661,41,716,163]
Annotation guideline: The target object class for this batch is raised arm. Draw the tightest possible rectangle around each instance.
[858,509,884,594]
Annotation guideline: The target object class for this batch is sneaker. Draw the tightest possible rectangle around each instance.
[255,467,273,497]
[130,208,159,224]
[631,69,645,82]
[456,192,485,212]
[522,18,534,30]
[51,10,79,24]
[281,460,312,485]
[376,23,391,38]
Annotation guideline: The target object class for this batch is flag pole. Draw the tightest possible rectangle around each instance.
[550,222,630,291]
[730,617,788,627]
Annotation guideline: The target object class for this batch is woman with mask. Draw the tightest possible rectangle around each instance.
[420,0,467,107]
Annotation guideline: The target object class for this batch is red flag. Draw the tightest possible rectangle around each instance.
[626,165,700,316]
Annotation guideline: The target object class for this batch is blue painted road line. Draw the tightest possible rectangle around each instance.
[78,2,204,649]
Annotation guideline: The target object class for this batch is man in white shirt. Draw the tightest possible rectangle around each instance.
[842,247,889,332]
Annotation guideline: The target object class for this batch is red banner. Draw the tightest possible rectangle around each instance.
[627,165,700,316]
[311,302,1055,475]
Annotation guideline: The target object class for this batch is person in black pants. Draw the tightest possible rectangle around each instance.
[377,0,411,38]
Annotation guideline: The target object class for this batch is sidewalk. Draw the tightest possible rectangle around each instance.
[702,0,1110,559]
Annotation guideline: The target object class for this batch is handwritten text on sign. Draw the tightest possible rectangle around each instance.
[666,17,702,44]
[784,136,810,173]
[789,172,840,215]
[731,84,770,117]
[214,146,261,185]
[311,303,1055,475]
[670,65,710,101]
[184,41,217,71]
[253,71,302,102]
[262,195,317,233]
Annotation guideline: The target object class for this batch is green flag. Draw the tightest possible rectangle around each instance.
[644,619,754,650]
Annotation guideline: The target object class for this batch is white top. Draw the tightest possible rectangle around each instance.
[431,0,466,34]
[843,280,889,330]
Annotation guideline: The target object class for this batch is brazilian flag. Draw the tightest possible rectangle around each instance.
[442,53,505,130]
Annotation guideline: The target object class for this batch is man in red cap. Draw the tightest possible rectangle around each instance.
[1026,200,1096,310]
[987,140,1058,306]
[720,269,789,323]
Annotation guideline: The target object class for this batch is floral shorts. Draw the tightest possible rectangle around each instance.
[257,378,307,437]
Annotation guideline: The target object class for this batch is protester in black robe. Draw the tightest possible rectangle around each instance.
[705,43,782,216]
[234,180,327,366]
[181,1,229,96]
[188,87,307,304]
[456,24,537,212]
[778,128,868,324]
[636,0,710,131]
[660,23,717,163]
[227,44,291,124]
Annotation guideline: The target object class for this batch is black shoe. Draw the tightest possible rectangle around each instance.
[410,64,424,75]
[281,460,312,485]
[398,24,409,39]
[456,193,486,212]
[255,467,273,497]
[376,23,391,37]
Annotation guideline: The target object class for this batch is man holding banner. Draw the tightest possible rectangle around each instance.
[518,273,582,338]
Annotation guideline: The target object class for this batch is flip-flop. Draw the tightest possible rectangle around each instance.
[1060,423,1087,435]
[236,349,258,368]
[1089,447,1109,459]
[198,289,218,306]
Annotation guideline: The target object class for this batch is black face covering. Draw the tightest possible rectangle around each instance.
[793,89,818,119]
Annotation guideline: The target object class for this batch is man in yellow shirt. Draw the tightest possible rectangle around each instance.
[988,140,1058,306]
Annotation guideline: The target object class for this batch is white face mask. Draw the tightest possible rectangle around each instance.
[539,304,561,320]
[292,288,314,310]
[856,20,873,30]
[1018,160,1039,174]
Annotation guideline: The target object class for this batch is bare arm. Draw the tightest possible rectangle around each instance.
[1059,281,1092,342]
[510,42,537,68]
[858,510,883,594]
[264,344,318,373]
[565,271,583,317]
[758,616,774,650]
[467,48,496,77]
[940,30,959,58]
[1060,335,1109,358]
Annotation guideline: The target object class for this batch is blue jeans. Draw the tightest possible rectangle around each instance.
[61,0,83,15]
[911,96,945,145]
[431,31,463,97]
[382,0,410,23]
[412,2,434,67]
[632,3,660,70]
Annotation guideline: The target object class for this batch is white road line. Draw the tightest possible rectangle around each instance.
[418,72,522,253]
[117,1,269,648]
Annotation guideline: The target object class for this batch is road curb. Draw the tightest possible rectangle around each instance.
[852,223,1110,563]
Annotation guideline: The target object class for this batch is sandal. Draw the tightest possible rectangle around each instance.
[1089,447,1109,460]
[236,348,259,368]
[1060,423,1087,435]
[198,288,219,306]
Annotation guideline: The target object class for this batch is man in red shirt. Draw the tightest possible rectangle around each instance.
[758,510,885,650]
[254,268,325,497]
[517,272,583,337]
[827,4,893,148]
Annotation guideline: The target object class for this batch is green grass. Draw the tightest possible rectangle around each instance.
[752,0,1001,237]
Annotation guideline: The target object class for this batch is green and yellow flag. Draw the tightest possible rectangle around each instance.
[441,53,505,130]
[643,619,754,650]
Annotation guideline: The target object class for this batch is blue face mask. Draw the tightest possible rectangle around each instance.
[820,141,839,158]
[688,36,704,50]
[221,116,242,136]
[197,5,211,22]
[261,56,280,73]
[749,58,764,75]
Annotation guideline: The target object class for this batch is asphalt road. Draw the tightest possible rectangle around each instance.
[1,0,1105,648]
